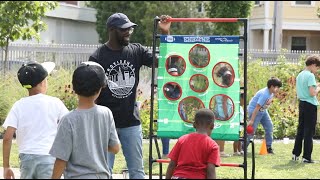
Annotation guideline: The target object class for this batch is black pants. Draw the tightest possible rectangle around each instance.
[292,101,317,160]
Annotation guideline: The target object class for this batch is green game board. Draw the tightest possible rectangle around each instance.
[157,35,241,141]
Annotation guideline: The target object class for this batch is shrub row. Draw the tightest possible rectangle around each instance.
[1,55,320,139]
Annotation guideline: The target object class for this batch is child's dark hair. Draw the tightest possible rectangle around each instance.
[216,66,229,77]
[217,66,233,86]
[267,77,282,88]
[305,55,320,67]
[72,62,107,97]
[194,108,215,127]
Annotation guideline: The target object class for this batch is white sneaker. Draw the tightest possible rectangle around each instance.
[302,158,315,163]
[161,154,169,159]
[292,154,299,161]
[220,152,231,157]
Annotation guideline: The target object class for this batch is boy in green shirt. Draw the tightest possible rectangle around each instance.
[292,55,320,163]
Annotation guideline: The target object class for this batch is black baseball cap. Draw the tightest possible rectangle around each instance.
[106,13,137,29]
[17,61,55,89]
[72,61,107,97]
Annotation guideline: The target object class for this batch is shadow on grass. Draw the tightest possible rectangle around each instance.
[272,161,305,170]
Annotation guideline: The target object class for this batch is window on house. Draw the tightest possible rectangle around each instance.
[291,37,306,51]
[295,1,312,5]
[254,1,261,5]
[197,3,203,13]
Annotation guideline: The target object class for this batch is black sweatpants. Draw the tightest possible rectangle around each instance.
[292,101,317,160]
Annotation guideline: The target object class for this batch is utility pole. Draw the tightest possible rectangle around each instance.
[271,1,283,51]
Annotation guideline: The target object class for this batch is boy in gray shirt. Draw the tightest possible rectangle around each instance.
[50,61,120,179]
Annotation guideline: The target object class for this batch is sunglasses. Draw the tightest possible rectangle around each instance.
[117,27,134,34]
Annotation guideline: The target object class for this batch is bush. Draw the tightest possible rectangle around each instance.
[139,98,158,139]
[46,69,77,111]
[0,74,27,133]
[0,69,77,126]
[0,68,155,138]
[1,53,320,139]
[245,53,318,139]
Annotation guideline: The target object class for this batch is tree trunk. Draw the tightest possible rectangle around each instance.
[3,38,10,76]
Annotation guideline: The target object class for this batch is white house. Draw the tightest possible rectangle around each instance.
[16,1,100,44]
[249,1,320,51]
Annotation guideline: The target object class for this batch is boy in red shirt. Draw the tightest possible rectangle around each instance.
[166,108,220,179]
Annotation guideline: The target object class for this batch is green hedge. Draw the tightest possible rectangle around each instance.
[1,55,320,139]
[244,54,320,138]
[0,69,76,133]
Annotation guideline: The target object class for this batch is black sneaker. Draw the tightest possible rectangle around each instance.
[302,158,315,163]
[292,154,299,161]
[267,147,274,154]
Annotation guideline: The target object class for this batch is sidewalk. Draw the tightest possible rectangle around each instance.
[0,167,164,179]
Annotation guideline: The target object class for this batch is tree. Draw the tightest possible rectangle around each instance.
[205,1,253,35]
[141,1,213,46]
[89,1,213,46]
[89,1,148,44]
[0,1,58,75]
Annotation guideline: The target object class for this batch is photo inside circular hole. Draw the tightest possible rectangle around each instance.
[212,62,235,88]
[166,55,186,76]
[189,44,210,68]
[163,82,182,100]
[190,74,209,93]
[178,97,205,124]
[209,94,234,121]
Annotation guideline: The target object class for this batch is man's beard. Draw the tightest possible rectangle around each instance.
[116,33,130,46]
[119,39,129,46]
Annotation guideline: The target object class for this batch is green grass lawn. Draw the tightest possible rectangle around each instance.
[1,139,320,179]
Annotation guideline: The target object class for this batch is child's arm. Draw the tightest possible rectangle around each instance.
[248,105,261,126]
[222,95,229,118]
[165,160,177,179]
[52,158,67,179]
[3,127,16,179]
[107,108,120,154]
[108,144,120,154]
[309,85,320,96]
[206,163,216,179]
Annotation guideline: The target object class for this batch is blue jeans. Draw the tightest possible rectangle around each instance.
[161,138,170,155]
[108,125,145,179]
[19,153,55,179]
[247,110,273,148]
